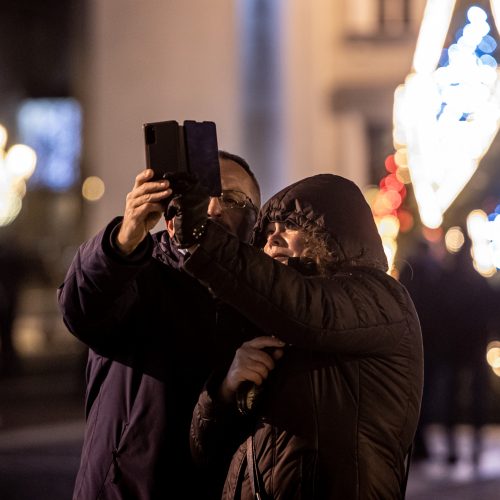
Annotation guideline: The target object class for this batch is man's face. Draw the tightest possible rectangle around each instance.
[206,159,259,243]
[263,222,306,264]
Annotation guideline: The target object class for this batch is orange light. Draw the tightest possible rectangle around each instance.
[422,226,443,242]
[398,209,414,232]
[384,190,403,211]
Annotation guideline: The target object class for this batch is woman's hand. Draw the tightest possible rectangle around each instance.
[219,336,286,404]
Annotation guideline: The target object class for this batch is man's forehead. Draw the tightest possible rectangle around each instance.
[220,159,256,201]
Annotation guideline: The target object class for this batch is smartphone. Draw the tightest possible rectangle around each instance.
[143,120,222,196]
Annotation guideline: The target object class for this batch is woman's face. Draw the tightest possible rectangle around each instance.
[263,221,306,264]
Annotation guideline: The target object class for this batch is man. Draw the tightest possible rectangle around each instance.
[57,151,260,499]
[170,174,423,499]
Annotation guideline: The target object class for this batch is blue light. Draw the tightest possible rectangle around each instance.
[478,35,497,54]
[480,54,497,68]
[438,48,449,67]
[17,98,82,192]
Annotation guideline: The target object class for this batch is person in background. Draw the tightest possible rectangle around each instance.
[401,238,493,469]
[57,150,260,499]
[169,173,424,499]
[399,239,448,462]
[439,240,492,468]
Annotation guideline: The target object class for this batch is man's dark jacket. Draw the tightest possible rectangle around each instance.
[187,174,424,499]
[57,217,236,499]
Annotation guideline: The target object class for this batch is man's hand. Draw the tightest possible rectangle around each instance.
[116,169,172,255]
[219,336,286,404]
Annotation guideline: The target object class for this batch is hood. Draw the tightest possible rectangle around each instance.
[253,174,388,272]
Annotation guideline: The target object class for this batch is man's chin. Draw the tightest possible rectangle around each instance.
[209,218,254,244]
[211,219,234,234]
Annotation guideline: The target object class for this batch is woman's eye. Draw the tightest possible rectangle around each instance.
[284,220,298,230]
[265,225,275,236]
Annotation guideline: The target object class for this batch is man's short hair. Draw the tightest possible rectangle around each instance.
[218,150,261,207]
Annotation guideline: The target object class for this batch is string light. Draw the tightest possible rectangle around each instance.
[0,124,37,227]
[394,4,500,229]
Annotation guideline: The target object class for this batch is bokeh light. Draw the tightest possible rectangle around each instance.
[487,341,500,376]
[445,226,465,253]
[0,124,7,151]
[5,144,37,178]
[467,208,499,277]
[0,124,37,227]
[82,176,105,202]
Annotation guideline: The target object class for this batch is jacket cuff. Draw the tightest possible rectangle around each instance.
[104,217,153,265]
[197,370,240,421]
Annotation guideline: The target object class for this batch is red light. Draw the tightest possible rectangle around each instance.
[385,173,404,192]
[385,155,397,173]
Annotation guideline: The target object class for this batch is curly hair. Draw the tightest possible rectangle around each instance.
[300,224,387,275]
[301,225,340,276]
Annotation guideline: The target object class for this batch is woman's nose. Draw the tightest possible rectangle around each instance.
[267,226,285,246]
[207,197,222,218]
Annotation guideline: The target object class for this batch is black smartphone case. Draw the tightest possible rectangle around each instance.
[143,120,221,196]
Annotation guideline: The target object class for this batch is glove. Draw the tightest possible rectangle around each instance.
[164,172,209,248]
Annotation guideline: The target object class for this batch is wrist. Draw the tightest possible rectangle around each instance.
[115,226,141,256]
[218,379,235,405]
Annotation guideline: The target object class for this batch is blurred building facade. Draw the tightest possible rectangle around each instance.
[82,0,428,235]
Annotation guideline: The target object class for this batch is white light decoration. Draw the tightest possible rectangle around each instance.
[445,225,465,253]
[5,144,37,178]
[487,340,500,376]
[466,209,499,277]
[0,124,8,151]
[394,2,500,229]
[0,124,37,227]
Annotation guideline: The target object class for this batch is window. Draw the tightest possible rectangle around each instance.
[345,0,423,40]
[17,98,82,191]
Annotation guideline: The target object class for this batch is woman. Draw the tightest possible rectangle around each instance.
[177,174,423,499]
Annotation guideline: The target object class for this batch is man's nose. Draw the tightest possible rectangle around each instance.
[207,197,222,218]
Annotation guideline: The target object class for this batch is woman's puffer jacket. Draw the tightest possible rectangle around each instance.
[185,174,423,499]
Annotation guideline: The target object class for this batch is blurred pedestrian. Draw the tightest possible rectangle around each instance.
[401,237,493,468]
[439,240,492,466]
[399,239,448,461]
